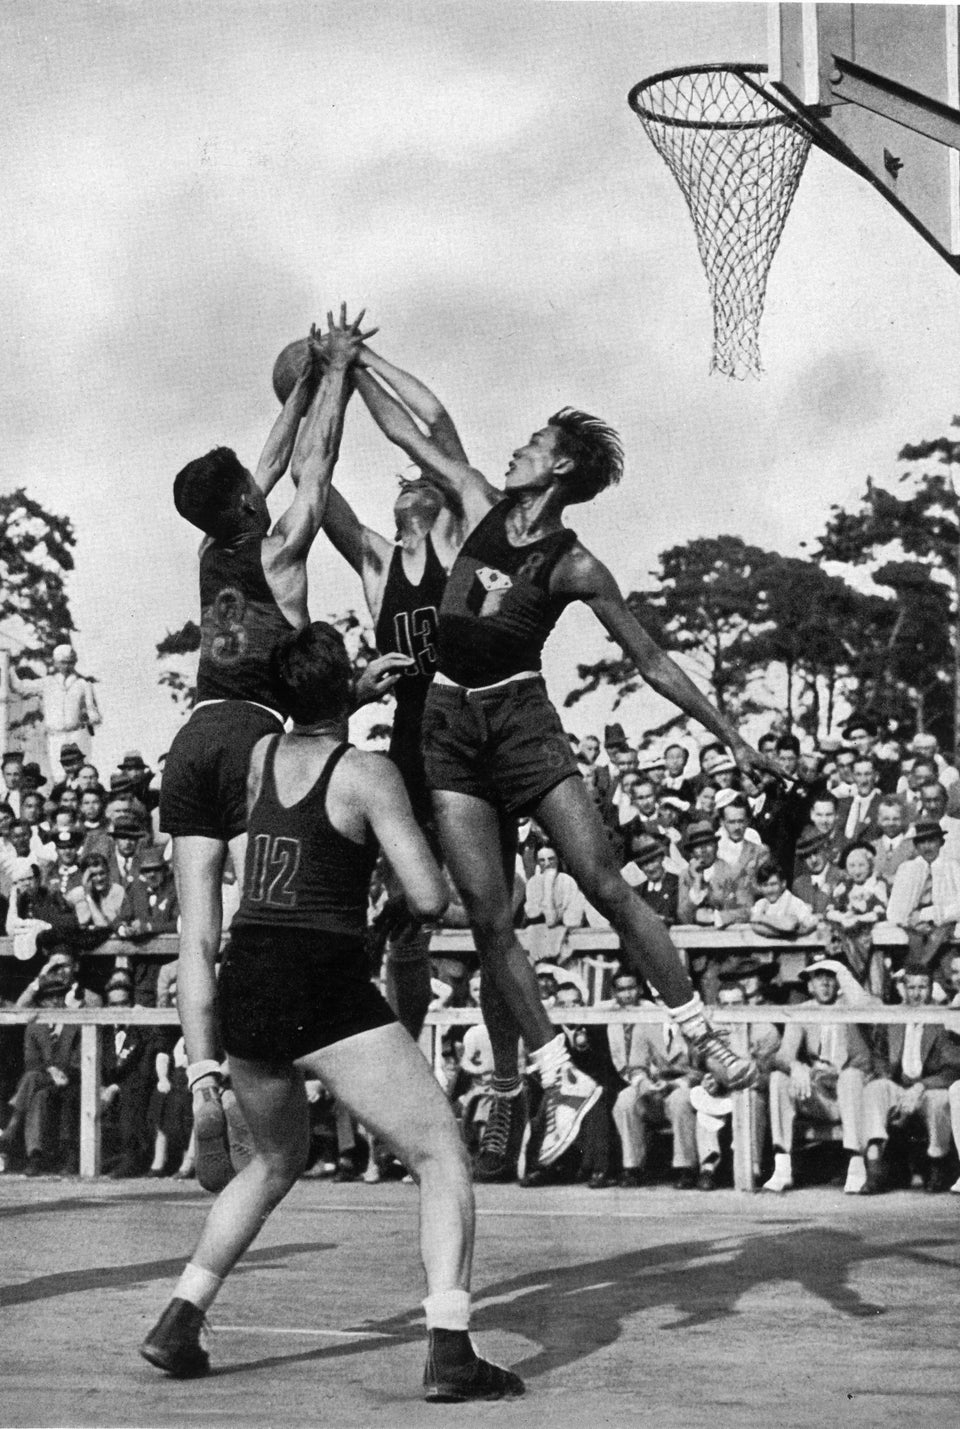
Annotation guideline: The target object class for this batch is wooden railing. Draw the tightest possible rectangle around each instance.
[2,996,956,1192]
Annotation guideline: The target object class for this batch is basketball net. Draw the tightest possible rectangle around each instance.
[629,65,812,379]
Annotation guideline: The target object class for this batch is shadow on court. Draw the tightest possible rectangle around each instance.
[0,1239,336,1310]
[196,1224,955,1382]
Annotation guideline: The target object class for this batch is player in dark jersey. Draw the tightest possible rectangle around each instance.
[160,310,404,1194]
[141,622,524,1405]
[321,347,466,1041]
[353,362,775,1179]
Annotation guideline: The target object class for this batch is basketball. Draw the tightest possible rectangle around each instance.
[272,336,311,403]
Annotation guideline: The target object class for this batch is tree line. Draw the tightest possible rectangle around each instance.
[1,417,958,748]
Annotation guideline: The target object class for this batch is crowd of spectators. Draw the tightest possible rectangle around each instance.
[1,710,960,1194]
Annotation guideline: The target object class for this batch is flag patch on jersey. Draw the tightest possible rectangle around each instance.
[468,567,513,618]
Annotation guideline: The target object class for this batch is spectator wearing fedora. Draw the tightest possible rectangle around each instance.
[764,958,874,1196]
[792,826,843,916]
[110,815,149,891]
[116,751,159,816]
[916,777,960,863]
[886,820,960,971]
[625,833,679,926]
[117,846,179,1007]
[678,820,756,928]
[49,742,85,805]
[104,777,150,834]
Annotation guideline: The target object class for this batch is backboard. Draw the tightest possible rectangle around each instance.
[768,4,960,262]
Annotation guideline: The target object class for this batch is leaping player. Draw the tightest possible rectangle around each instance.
[159,310,405,1192]
[319,348,467,1042]
[353,358,770,1180]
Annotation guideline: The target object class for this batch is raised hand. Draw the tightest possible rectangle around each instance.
[318,304,379,370]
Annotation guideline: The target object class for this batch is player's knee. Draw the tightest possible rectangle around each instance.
[581,865,631,917]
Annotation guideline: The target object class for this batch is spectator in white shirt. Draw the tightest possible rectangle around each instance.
[750,862,818,939]
[887,820,960,970]
[8,645,102,771]
[524,847,585,929]
[917,780,960,862]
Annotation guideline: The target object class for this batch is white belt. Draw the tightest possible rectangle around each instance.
[193,698,284,722]
[434,670,539,695]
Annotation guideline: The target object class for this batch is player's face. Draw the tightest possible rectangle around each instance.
[394,480,442,528]
[877,805,903,837]
[504,426,562,490]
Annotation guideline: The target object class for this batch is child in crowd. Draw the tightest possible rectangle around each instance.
[823,841,888,995]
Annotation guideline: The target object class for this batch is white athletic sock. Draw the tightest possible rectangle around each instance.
[423,1288,471,1331]
[527,1033,569,1086]
[174,1262,223,1313]
[668,994,709,1043]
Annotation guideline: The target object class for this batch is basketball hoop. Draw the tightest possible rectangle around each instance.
[629,65,812,379]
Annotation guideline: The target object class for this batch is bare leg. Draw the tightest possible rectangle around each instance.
[533,777,694,1006]
[188,1058,309,1280]
[172,836,226,1067]
[432,790,552,1055]
[172,834,241,1193]
[302,1023,474,1294]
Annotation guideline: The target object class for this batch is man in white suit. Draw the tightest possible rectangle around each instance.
[886,820,960,968]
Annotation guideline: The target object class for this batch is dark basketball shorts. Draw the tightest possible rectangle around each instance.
[159,701,284,841]
[421,675,580,817]
[218,924,397,1063]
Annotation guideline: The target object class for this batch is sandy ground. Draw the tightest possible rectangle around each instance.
[0,1174,958,1429]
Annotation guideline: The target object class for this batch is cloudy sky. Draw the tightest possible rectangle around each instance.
[3,0,960,774]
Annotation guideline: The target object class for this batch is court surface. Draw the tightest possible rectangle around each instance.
[1,1175,957,1429]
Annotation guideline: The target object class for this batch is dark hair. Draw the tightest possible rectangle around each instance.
[812,792,838,810]
[756,859,783,884]
[555,981,584,1001]
[81,853,108,873]
[776,734,801,755]
[173,447,250,537]
[548,408,624,503]
[271,622,353,725]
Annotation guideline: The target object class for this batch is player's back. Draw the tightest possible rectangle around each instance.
[196,537,297,709]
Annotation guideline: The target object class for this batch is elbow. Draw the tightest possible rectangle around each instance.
[413,882,449,922]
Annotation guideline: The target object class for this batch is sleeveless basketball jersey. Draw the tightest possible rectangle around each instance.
[374,535,447,748]
[436,500,577,687]
[233,740,377,936]
[196,538,296,709]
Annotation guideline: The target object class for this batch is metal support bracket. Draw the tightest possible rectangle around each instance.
[829,53,960,152]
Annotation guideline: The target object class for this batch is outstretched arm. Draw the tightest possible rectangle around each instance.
[253,351,318,498]
[359,346,468,464]
[353,367,498,532]
[323,487,394,624]
[271,309,373,566]
[556,547,775,779]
